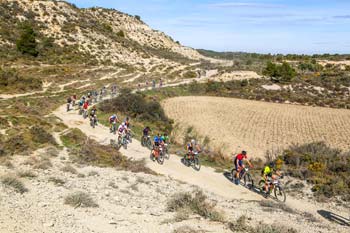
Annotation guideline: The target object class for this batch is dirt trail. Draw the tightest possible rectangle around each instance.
[53,103,347,222]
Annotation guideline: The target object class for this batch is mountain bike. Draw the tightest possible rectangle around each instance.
[150,146,164,164]
[126,130,132,143]
[182,151,201,171]
[161,143,170,160]
[83,109,88,119]
[117,134,128,150]
[259,176,286,202]
[141,135,152,150]
[90,115,97,128]
[110,122,117,134]
[231,167,254,189]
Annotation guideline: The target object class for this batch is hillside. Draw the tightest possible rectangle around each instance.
[0,0,207,67]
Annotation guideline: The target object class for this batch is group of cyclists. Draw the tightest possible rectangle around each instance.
[66,85,282,198]
[233,150,282,196]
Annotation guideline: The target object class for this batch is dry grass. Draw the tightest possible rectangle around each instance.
[167,190,224,222]
[1,175,28,194]
[48,177,65,186]
[163,96,350,158]
[61,164,78,174]
[173,226,205,233]
[17,170,37,178]
[64,192,98,208]
[227,215,298,233]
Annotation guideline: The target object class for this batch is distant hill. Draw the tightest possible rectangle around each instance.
[0,0,208,66]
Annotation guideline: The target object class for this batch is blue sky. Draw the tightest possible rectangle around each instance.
[67,0,350,54]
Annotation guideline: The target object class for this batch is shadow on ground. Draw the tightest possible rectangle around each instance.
[317,210,350,226]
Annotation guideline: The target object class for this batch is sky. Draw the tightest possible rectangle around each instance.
[67,0,350,54]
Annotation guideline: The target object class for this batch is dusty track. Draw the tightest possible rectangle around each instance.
[53,100,348,223]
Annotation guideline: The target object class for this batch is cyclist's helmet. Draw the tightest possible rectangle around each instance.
[113,114,116,118]
[242,150,247,155]
[269,161,275,168]
[191,139,196,145]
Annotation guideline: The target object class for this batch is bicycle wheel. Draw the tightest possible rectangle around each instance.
[157,153,164,165]
[123,138,128,149]
[274,186,286,202]
[193,157,201,171]
[141,136,145,146]
[231,169,237,182]
[258,180,266,193]
[243,173,254,189]
[146,139,152,150]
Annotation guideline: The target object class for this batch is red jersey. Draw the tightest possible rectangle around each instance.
[83,102,89,109]
[236,153,247,161]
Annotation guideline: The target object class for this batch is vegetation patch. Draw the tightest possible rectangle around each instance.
[167,190,224,222]
[17,170,37,178]
[227,215,297,233]
[60,128,156,174]
[64,191,98,208]
[0,67,42,93]
[48,177,65,186]
[276,142,350,201]
[1,175,28,194]
[99,89,173,138]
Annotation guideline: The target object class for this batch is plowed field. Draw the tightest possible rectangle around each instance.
[162,96,350,159]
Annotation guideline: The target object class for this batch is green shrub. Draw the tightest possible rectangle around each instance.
[99,90,172,132]
[0,68,42,93]
[16,22,38,57]
[263,62,296,82]
[278,142,350,200]
[116,30,125,37]
[30,126,56,145]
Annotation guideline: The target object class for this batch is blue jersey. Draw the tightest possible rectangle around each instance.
[154,136,160,143]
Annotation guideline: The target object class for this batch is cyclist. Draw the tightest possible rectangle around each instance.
[117,123,127,142]
[233,151,253,185]
[186,139,201,161]
[262,162,282,195]
[72,94,77,106]
[66,96,72,111]
[151,133,161,161]
[89,106,98,126]
[124,117,131,129]
[109,114,119,132]
[161,133,169,143]
[143,126,151,137]
[82,100,89,117]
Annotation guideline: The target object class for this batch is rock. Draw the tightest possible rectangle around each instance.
[105,191,110,197]
[44,222,54,227]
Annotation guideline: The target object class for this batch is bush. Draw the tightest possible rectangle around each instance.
[167,190,224,222]
[16,22,38,57]
[48,177,65,186]
[227,215,297,233]
[278,142,350,200]
[61,164,78,174]
[99,90,172,132]
[263,62,296,82]
[0,67,42,93]
[116,30,125,37]
[1,175,28,194]
[64,192,98,208]
[30,126,56,145]
[17,170,37,178]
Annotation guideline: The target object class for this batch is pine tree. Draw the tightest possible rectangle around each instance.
[16,23,39,57]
